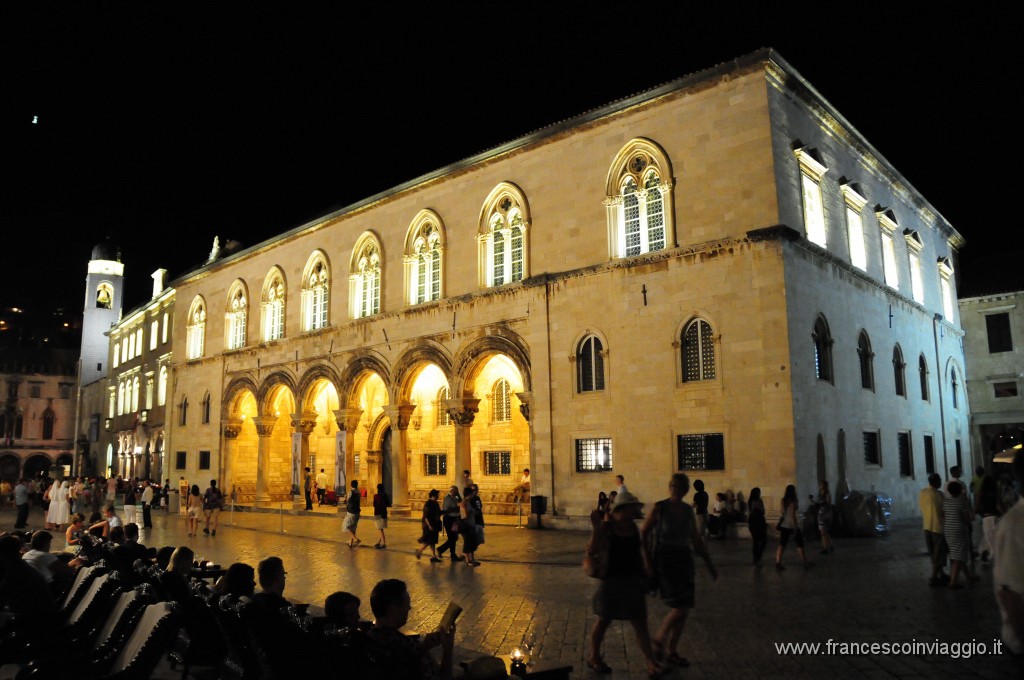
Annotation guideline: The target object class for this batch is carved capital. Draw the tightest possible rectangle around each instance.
[515,391,533,422]
[445,397,480,427]
[290,411,317,435]
[223,418,243,439]
[254,416,278,438]
[333,408,363,432]
[384,404,417,431]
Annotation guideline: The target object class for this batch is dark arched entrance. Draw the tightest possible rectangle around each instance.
[381,427,393,501]
[24,454,52,480]
[0,454,20,480]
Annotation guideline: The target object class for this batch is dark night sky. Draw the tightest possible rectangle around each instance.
[1,5,1016,318]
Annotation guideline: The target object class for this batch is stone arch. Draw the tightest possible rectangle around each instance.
[605,137,674,197]
[339,352,392,405]
[452,329,532,396]
[257,371,299,415]
[297,362,344,411]
[223,376,259,418]
[393,342,455,402]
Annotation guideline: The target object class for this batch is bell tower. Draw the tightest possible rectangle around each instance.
[80,238,124,386]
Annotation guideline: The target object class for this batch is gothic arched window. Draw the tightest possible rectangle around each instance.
[858,331,874,390]
[302,256,330,331]
[186,297,206,360]
[226,282,248,350]
[492,378,511,423]
[681,319,716,383]
[576,335,606,393]
[262,271,286,342]
[812,316,833,383]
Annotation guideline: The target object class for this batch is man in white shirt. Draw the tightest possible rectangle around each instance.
[316,469,328,506]
[90,505,122,538]
[140,480,155,528]
[22,531,74,586]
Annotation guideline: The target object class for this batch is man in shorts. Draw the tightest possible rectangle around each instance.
[203,479,224,536]
[344,480,361,547]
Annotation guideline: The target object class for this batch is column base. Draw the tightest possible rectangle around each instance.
[389,504,411,517]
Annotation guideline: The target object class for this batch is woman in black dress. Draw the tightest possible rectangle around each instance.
[587,491,661,677]
[415,489,443,562]
[747,487,768,566]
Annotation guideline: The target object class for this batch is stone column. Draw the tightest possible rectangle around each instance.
[446,397,480,488]
[333,408,363,512]
[222,418,242,500]
[253,416,277,505]
[383,403,416,516]
[289,411,317,497]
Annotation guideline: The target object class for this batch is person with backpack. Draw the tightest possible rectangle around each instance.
[203,479,225,536]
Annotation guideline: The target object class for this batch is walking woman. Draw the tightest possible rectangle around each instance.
[944,481,974,588]
[748,487,768,566]
[186,484,203,536]
[415,489,443,562]
[775,484,811,569]
[642,473,718,669]
[587,491,662,677]
[372,483,389,549]
[816,480,834,555]
[459,487,480,566]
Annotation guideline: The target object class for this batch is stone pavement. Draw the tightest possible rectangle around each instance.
[2,504,1020,679]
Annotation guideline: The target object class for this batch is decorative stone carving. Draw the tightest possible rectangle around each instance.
[384,404,417,431]
[223,418,243,439]
[254,416,277,438]
[515,391,533,422]
[445,398,480,427]
[333,408,363,433]
[290,411,317,435]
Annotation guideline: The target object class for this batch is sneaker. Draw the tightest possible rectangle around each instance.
[203,528,210,535]
[430,557,443,563]
[775,563,785,571]
[211,530,216,537]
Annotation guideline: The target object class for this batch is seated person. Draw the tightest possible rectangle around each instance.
[212,562,256,599]
[0,535,59,643]
[246,556,315,673]
[89,505,122,539]
[22,530,77,596]
[111,523,150,577]
[366,578,455,680]
[154,545,175,571]
[159,545,195,604]
[324,591,367,631]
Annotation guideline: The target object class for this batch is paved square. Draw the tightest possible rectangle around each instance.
[3,504,1020,678]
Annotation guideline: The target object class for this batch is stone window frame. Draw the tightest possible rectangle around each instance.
[812,314,834,384]
[225,280,249,351]
[857,330,874,391]
[877,208,901,290]
[604,138,675,259]
[892,344,907,398]
[261,268,287,342]
[349,232,383,319]
[679,317,717,384]
[478,183,530,289]
[937,257,955,322]
[840,181,868,271]
[795,147,829,249]
[574,437,613,473]
[404,209,446,305]
[904,230,925,304]
[573,332,607,394]
[676,432,726,472]
[897,431,913,478]
[301,252,331,332]
[186,296,207,360]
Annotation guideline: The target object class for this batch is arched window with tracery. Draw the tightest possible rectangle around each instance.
[479,184,529,288]
[42,408,55,439]
[576,335,605,393]
[492,378,511,423]
[226,282,248,350]
[186,297,206,360]
[436,386,451,427]
[262,271,286,342]
[202,392,212,424]
[893,344,906,397]
[405,211,445,305]
[350,236,382,318]
[681,319,716,383]
[179,396,188,427]
[131,376,140,412]
[812,316,833,383]
[117,381,125,415]
[302,255,330,331]
[605,139,674,259]
[858,331,874,390]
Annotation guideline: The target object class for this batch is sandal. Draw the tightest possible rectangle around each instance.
[651,639,666,662]
[586,658,612,674]
[666,653,690,667]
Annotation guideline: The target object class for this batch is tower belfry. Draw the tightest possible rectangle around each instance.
[80,238,124,386]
